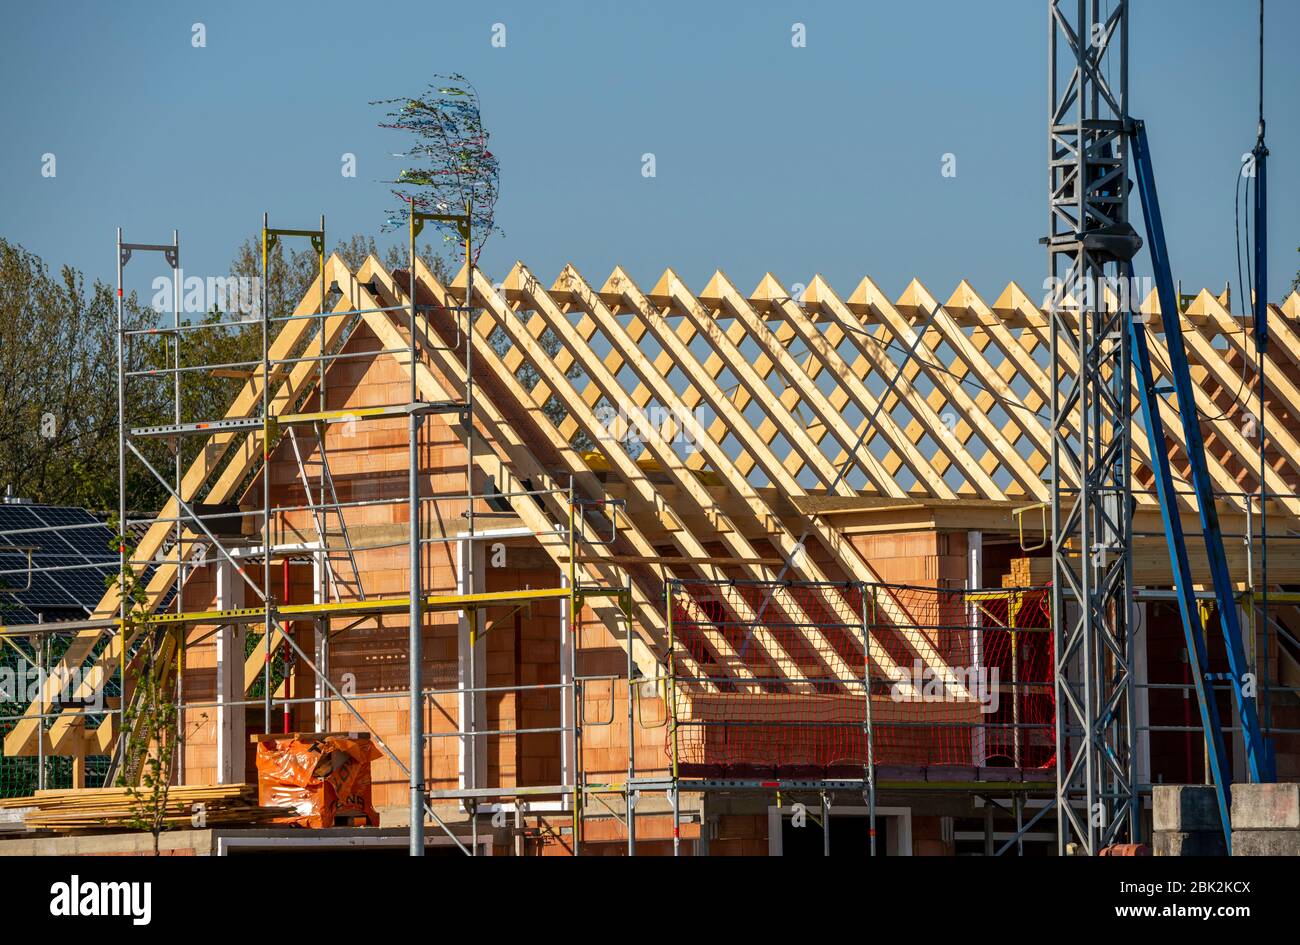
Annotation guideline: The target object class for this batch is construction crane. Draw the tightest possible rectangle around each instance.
[1047,0,1273,856]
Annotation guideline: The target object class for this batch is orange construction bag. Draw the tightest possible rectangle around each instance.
[255,733,383,828]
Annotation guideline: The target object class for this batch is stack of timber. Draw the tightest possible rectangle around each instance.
[0,784,287,832]
[1003,557,1039,588]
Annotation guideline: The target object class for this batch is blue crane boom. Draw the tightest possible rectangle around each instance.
[1126,120,1274,853]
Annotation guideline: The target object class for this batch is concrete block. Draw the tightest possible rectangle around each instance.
[1231,828,1300,856]
[1152,829,1227,857]
[1152,784,1223,832]
[1229,782,1300,830]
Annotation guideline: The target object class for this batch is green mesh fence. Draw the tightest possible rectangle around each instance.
[1,632,116,797]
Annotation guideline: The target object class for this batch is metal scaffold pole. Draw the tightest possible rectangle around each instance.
[463,198,477,854]
[407,199,425,856]
[863,583,877,857]
[261,213,273,735]
[625,579,635,856]
[315,212,329,738]
[115,228,127,765]
[667,581,680,857]
[22,213,605,856]
[171,229,184,785]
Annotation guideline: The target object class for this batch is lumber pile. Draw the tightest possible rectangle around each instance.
[0,784,288,832]
[1004,557,1039,588]
[0,806,37,835]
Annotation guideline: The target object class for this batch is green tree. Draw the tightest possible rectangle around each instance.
[111,529,178,856]
[0,238,168,510]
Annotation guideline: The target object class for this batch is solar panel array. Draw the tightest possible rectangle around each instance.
[0,504,117,619]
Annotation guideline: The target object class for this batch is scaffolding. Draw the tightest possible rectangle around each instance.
[0,212,634,856]
[605,579,1059,856]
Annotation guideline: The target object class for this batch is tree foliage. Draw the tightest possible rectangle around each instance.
[111,528,177,856]
[0,239,165,509]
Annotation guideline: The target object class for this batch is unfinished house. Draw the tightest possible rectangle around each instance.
[3,246,1299,855]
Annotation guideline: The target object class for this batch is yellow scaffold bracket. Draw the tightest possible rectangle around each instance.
[1013,502,1049,552]
[411,204,471,242]
[264,227,325,256]
[262,415,279,454]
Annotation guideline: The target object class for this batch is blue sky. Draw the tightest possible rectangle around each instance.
[1,0,1296,305]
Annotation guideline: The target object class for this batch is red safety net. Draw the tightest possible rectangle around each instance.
[665,580,1054,776]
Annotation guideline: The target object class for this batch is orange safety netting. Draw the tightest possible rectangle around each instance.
[665,580,1054,775]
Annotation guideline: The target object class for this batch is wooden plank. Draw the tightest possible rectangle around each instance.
[899,278,1053,500]
[608,269,965,693]
[546,264,886,686]
[803,277,1006,498]
[756,273,955,498]
[502,263,833,688]
[851,276,1043,498]
[701,271,904,497]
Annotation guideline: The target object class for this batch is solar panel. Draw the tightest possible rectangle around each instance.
[0,598,37,625]
[0,505,118,616]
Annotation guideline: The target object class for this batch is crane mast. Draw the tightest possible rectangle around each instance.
[1047,0,1140,854]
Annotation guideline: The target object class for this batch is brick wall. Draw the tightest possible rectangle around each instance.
[848,531,968,587]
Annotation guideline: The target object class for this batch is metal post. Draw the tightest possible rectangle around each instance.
[567,490,584,856]
[1252,2,1272,754]
[36,632,45,791]
[172,229,184,786]
[821,791,830,856]
[317,215,329,741]
[462,205,476,854]
[625,583,635,856]
[569,576,583,856]
[1246,499,1259,751]
[407,199,425,856]
[863,583,877,857]
[261,214,273,734]
[667,580,680,856]
[464,198,475,618]
[176,627,185,783]
[318,214,326,416]
[115,228,128,760]
[1010,591,1021,769]
[469,607,478,856]
[968,532,985,766]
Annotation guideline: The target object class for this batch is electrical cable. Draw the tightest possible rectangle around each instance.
[1254,0,1272,742]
